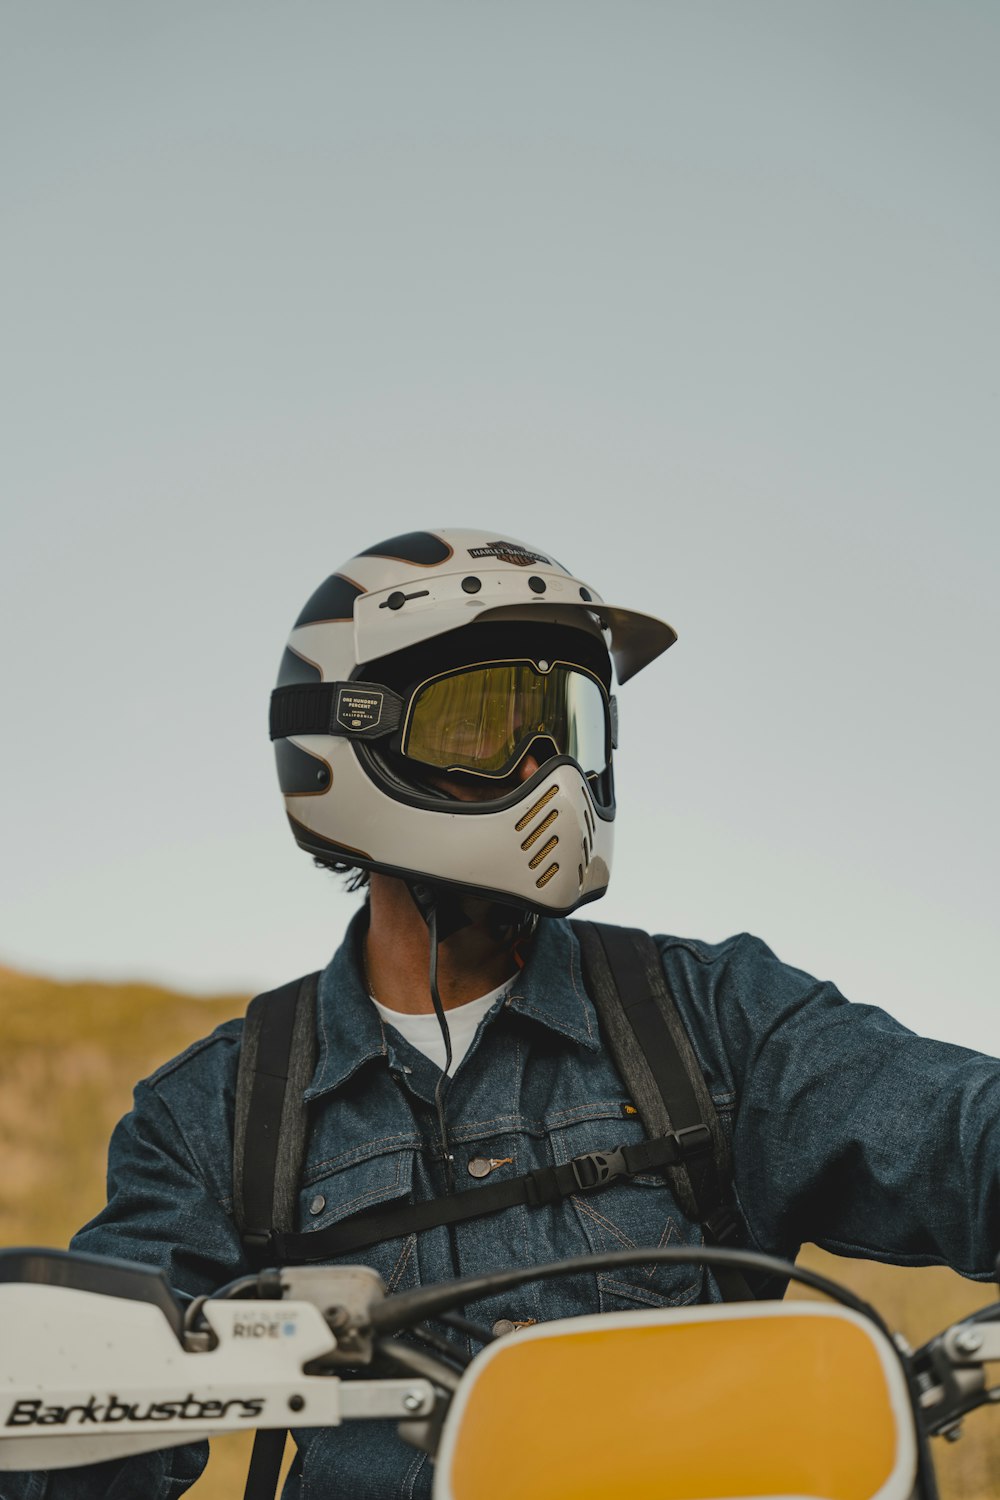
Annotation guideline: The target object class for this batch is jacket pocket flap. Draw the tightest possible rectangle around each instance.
[300,1146,416,1231]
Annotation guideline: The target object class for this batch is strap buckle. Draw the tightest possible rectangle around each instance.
[242,1230,276,1264]
[570,1147,629,1191]
[673,1123,712,1158]
[702,1204,743,1246]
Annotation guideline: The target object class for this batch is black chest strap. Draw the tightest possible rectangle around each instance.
[245,1126,714,1266]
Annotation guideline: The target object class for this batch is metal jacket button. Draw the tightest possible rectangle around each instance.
[468,1156,514,1179]
[309,1195,326,1215]
[492,1318,537,1337]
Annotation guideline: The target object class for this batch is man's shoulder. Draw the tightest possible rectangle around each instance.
[566,917,773,966]
[143,1015,245,1093]
[647,929,821,1101]
[649,927,828,1026]
[558,916,819,1003]
[653,929,772,966]
[559,918,785,1017]
[562,921,789,1099]
[651,929,791,998]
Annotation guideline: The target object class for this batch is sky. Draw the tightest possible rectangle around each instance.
[2,2,997,1051]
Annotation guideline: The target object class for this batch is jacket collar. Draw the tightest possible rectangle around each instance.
[305,907,601,1101]
[503,916,602,1052]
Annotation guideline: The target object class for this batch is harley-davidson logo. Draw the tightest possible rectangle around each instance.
[467,541,551,568]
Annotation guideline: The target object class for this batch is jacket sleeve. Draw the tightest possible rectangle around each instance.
[663,933,1000,1278]
[74,1074,249,1292]
[0,1447,207,1500]
[1,1055,248,1500]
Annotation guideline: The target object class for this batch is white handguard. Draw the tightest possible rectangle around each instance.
[0,1252,434,1470]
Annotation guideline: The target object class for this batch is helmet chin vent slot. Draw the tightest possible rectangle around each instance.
[515,784,559,832]
[528,836,559,871]
[520,809,559,850]
[517,780,565,893]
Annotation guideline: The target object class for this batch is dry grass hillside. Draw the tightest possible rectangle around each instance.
[0,965,996,1498]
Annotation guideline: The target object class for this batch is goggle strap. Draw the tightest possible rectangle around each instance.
[270,681,404,742]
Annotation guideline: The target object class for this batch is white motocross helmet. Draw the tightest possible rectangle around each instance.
[271,528,676,917]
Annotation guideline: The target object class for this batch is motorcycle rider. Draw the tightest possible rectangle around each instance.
[10,527,1000,1500]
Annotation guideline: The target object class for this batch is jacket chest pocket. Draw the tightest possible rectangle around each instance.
[551,1117,705,1312]
[297,1146,421,1294]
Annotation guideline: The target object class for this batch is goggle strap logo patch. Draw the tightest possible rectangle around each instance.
[330,683,405,739]
[269,681,405,742]
[336,687,385,732]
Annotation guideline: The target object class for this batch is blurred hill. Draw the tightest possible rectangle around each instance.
[0,964,995,1498]
[0,965,263,1494]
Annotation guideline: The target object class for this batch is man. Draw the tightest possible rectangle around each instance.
[13,527,1000,1498]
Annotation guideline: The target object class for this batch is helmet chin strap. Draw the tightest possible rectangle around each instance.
[407,880,539,946]
[406,882,459,1193]
[407,879,473,943]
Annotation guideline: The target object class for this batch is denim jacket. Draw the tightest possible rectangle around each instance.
[8,913,1000,1499]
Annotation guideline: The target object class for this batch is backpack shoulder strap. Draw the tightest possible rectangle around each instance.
[232,971,320,1265]
[233,974,319,1500]
[572,921,751,1299]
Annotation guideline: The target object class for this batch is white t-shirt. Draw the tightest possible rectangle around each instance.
[370,975,516,1074]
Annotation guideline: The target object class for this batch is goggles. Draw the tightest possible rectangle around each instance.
[401,659,613,780]
[270,657,617,782]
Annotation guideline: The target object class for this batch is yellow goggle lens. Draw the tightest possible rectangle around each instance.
[403,661,609,779]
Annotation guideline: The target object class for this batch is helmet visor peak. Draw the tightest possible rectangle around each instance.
[402,659,611,780]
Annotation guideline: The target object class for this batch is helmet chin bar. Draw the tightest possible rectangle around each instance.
[294,745,614,918]
[358,742,609,922]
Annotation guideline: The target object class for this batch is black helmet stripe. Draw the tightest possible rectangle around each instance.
[276,739,331,795]
[294,574,365,627]
[276,646,322,688]
[358,532,454,567]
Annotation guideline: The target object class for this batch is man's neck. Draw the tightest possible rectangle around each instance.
[364,873,518,1015]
